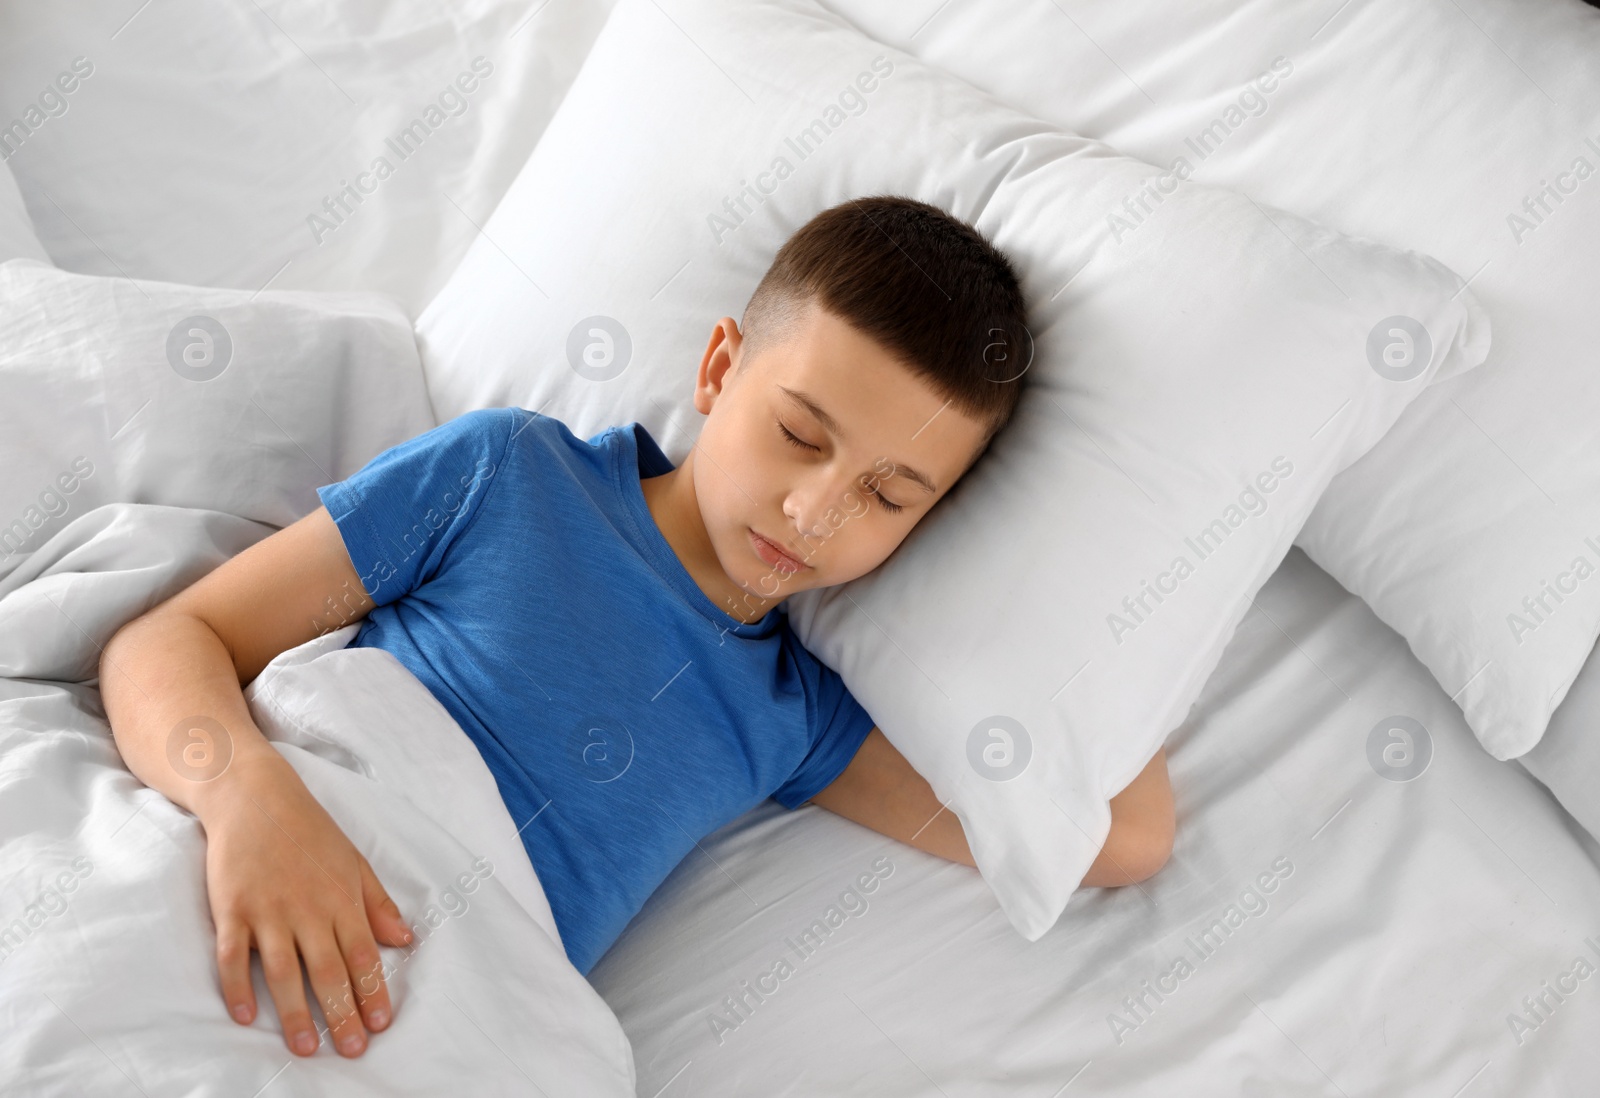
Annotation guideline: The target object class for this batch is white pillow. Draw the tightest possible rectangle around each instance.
[414,0,1488,941]
[817,1,1600,760]
[0,263,435,589]
[0,158,47,264]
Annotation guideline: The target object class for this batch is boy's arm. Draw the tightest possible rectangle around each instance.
[100,506,405,1058]
[101,504,371,824]
[807,728,1175,887]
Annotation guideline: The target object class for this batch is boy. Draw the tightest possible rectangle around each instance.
[100,196,1174,1061]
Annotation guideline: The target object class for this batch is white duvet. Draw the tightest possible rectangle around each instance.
[0,503,635,1094]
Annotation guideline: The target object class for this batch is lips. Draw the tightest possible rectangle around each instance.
[749,528,808,573]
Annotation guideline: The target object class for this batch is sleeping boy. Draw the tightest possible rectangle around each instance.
[99,196,1175,1060]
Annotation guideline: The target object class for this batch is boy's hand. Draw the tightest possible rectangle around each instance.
[196,751,413,1058]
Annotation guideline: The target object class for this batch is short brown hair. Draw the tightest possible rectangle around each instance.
[739,195,1031,455]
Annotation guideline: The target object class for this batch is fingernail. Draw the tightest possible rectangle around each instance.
[232,1004,251,1024]
[295,1031,317,1055]
[370,1007,388,1029]
[339,1033,364,1055]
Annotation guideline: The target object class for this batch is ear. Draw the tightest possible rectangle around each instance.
[694,317,745,415]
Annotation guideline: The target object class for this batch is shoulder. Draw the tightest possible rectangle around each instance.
[400,408,523,491]
[437,407,593,469]
[445,405,537,445]
[424,406,521,456]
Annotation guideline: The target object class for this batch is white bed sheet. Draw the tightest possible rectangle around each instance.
[593,549,1600,1096]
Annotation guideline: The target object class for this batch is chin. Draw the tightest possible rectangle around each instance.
[744,569,808,602]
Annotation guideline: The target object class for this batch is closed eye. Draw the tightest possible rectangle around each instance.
[868,484,904,514]
[777,420,818,452]
[777,419,905,514]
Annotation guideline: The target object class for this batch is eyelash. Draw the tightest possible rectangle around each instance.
[777,420,904,514]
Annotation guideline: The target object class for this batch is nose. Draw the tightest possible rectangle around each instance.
[784,467,866,550]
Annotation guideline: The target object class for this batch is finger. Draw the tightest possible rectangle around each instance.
[350,858,401,1030]
[334,909,393,1036]
[360,858,413,949]
[257,924,319,1057]
[299,925,367,1058]
[216,918,256,1025]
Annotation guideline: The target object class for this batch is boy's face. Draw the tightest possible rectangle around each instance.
[687,300,990,615]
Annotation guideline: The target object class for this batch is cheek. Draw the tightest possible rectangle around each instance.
[694,455,739,528]
[872,524,910,561]
[698,419,753,494]
[833,519,905,577]
[696,429,769,541]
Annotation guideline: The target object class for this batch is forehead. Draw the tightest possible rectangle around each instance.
[746,304,989,493]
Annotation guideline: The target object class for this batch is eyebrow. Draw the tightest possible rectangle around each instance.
[778,386,938,495]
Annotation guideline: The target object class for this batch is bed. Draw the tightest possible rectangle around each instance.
[3,0,1598,1094]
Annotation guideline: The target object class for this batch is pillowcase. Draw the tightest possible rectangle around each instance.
[413,0,1489,941]
[0,262,436,590]
[816,0,1600,760]
[0,157,47,264]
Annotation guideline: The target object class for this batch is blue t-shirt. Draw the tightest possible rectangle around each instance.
[315,407,876,974]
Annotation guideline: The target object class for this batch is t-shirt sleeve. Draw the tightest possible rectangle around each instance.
[315,407,515,606]
[771,649,877,810]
